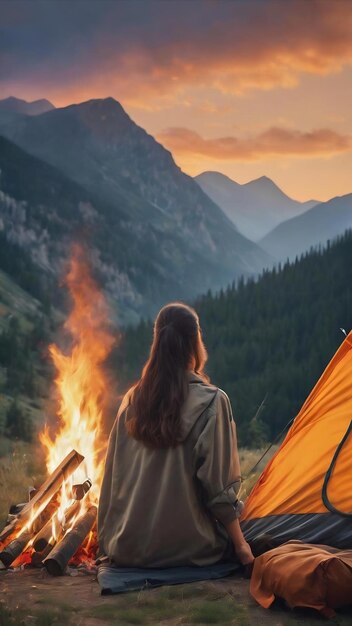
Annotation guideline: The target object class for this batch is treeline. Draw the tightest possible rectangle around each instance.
[0,315,51,441]
[112,231,352,447]
[0,233,54,312]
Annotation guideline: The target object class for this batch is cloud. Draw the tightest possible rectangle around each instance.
[1,1,352,106]
[157,126,352,161]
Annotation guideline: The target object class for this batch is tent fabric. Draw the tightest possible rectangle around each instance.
[241,332,352,548]
[243,512,351,549]
[97,560,240,595]
[250,541,352,618]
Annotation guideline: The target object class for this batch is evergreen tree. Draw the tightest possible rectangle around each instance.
[5,399,33,442]
[112,230,352,447]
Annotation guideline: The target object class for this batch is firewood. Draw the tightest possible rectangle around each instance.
[72,478,92,501]
[44,505,97,576]
[31,542,54,567]
[0,450,84,547]
[0,530,32,568]
[8,503,26,516]
[31,496,59,535]
[33,500,80,552]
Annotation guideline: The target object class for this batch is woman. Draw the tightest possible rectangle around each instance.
[98,302,254,568]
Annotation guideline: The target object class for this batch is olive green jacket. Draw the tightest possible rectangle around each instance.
[98,372,241,567]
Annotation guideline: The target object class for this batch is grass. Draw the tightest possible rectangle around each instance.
[0,606,72,626]
[238,446,278,501]
[0,604,27,626]
[0,598,78,626]
[0,574,352,626]
[0,440,46,527]
[189,598,248,624]
[88,585,251,625]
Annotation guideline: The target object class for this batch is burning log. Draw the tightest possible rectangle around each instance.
[0,531,32,568]
[8,503,26,516]
[44,505,97,576]
[0,450,84,547]
[72,478,92,501]
[31,496,60,536]
[31,542,55,567]
[33,500,80,552]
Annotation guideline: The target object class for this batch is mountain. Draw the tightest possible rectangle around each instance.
[195,171,317,240]
[0,133,270,322]
[260,194,352,261]
[0,98,271,313]
[113,229,352,446]
[0,96,55,116]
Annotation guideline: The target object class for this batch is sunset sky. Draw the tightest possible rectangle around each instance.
[1,0,352,201]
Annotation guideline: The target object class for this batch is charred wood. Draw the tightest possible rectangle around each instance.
[0,531,31,568]
[44,506,97,576]
[31,542,54,567]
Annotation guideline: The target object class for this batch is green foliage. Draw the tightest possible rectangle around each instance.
[0,233,56,306]
[5,398,33,442]
[112,231,352,446]
[0,309,50,404]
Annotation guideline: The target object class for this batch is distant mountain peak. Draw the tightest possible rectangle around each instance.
[0,96,55,115]
[244,175,284,194]
[81,96,120,107]
[250,175,275,186]
[73,97,126,114]
[197,171,280,191]
[196,170,239,185]
[195,170,311,240]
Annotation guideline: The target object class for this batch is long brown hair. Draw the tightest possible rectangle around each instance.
[126,302,208,448]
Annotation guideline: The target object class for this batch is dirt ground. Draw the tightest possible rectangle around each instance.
[1,568,352,626]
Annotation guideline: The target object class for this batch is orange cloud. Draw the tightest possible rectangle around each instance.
[87,1,352,104]
[157,127,352,161]
[4,1,352,109]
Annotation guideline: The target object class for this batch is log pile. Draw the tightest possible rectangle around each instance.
[0,450,97,576]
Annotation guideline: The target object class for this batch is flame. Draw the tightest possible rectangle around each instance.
[39,246,115,531]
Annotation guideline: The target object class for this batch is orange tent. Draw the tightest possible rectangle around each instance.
[241,332,352,548]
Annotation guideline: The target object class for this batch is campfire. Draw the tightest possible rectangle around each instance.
[0,247,115,575]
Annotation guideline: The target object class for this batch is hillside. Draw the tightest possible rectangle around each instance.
[112,230,352,446]
[0,265,53,444]
[260,193,352,261]
[0,97,270,308]
[0,134,270,323]
[195,171,317,240]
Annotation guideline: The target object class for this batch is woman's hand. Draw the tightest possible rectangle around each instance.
[224,518,255,567]
[236,540,254,566]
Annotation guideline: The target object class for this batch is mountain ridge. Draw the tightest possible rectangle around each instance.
[0,128,269,321]
[260,193,352,261]
[0,96,55,116]
[0,97,271,307]
[195,170,318,240]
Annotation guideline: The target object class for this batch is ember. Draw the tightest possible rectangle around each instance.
[0,247,115,574]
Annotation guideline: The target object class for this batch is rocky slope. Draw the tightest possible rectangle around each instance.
[0,99,271,318]
[0,133,270,321]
